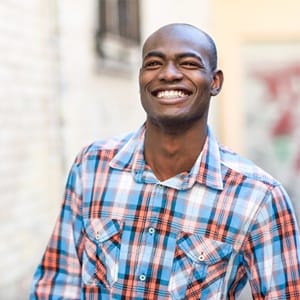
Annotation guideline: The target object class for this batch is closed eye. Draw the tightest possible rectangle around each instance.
[180,60,202,69]
[143,60,163,69]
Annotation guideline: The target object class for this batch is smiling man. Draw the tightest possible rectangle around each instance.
[30,23,300,299]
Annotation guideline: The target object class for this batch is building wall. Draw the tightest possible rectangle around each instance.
[0,1,63,298]
[57,0,145,170]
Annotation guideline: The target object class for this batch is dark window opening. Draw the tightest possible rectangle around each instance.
[96,0,140,67]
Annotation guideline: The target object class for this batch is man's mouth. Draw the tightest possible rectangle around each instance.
[153,89,191,99]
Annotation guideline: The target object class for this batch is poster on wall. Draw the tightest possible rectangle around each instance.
[242,42,300,215]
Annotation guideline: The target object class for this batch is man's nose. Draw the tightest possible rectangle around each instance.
[158,62,183,82]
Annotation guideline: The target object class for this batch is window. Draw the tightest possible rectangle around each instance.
[96,0,141,71]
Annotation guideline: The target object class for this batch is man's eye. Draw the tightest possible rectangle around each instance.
[181,61,201,69]
[143,61,162,68]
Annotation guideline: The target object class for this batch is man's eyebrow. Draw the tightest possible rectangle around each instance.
[143,51,165,60]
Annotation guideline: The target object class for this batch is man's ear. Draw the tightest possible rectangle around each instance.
[210,70,224,96]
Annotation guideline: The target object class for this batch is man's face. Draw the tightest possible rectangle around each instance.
[139,25,222,128]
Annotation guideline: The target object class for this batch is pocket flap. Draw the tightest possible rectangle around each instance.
[177,233,232,265]
[85,218,122,243]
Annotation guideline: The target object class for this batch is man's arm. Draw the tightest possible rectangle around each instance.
[30,162,84,300]
[244,184,300,299]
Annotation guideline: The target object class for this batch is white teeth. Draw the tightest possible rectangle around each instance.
[157,90,187,99]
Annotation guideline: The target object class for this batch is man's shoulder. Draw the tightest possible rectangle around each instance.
[87,131,134,152]
[74,131,135,164]
[219,144,280,187]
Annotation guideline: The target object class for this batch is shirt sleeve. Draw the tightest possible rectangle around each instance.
[244,184,300,299]
[29,159,84,300]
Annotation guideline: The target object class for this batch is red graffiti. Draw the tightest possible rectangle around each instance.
[251,64,300,170]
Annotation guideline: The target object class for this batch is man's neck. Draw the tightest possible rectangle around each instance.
[144,121,207,181]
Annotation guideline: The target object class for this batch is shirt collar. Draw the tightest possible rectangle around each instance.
[110,125,223,191]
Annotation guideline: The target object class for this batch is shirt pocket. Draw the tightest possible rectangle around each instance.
[82,218,122,289]
[168,233,232,300]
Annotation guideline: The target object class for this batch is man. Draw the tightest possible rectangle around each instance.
[30,23,300,299]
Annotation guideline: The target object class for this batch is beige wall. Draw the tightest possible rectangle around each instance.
[211,0,300,153]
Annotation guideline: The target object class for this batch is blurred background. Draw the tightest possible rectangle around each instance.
[1,0,300,298]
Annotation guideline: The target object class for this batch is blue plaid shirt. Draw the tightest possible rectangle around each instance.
[30,125,300,299]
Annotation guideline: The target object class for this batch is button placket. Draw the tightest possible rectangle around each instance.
[135,182,163,286]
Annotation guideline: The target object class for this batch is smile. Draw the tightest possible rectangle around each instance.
[155,90,190,99]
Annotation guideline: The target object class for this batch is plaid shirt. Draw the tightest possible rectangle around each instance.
[30,125,300,299]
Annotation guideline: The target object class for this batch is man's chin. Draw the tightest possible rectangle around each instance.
[147,115,200,132]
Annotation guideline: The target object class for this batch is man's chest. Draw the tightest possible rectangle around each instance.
[80,174,252,299]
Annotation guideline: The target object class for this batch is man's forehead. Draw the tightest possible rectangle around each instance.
[142,24,210,56]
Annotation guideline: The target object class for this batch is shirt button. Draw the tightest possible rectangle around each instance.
[148,227,155,234]
[198,253,205,261]
[139,274,146,281]
[95,232,101,240]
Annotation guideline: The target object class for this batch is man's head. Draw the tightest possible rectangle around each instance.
[139,23,223,129]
